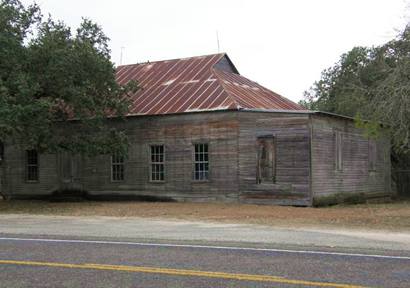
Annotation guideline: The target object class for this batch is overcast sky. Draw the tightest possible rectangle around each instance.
[22,0,407,102]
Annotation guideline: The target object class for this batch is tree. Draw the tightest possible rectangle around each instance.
[301,47,377,116]
[0,0,138,155]
[369,27,410,154]
[301,25,410,155]
[301,24,410,195]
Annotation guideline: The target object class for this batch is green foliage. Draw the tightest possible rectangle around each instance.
[0,0,139,155]
[354,115,381,139]
[301,25,410,155]
[301,46,382,116]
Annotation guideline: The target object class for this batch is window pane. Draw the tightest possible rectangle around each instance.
[193,143,209,181]
[27,150,38,165]
[0,142,4,161]
[112,152,125,181]
[119,166,124,180]
[26,150,38,181]
[150,145,165,181]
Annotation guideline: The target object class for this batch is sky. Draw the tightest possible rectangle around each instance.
[22,0,408,103]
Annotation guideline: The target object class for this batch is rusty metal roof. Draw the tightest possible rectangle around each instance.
[116,53,305,116]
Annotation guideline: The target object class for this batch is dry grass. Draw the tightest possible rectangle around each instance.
[0,200,409,231]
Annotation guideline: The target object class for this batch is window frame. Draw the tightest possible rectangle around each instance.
[368,139,377,172]
[25,149,39,183]
[192,142,209,182]
[111,152,125,182]
[149,144,165,183]
[0,142,4,164]
[334,130,343,171]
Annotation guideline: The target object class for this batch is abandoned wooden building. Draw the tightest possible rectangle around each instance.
[0,53,391,206]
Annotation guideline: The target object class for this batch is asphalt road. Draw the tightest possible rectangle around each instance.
[0,215,409,287]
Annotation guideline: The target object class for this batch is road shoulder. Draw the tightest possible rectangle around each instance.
[0,213,409,252]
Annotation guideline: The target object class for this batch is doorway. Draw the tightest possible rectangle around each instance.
[257,136,276,184]
[58,152,83,191]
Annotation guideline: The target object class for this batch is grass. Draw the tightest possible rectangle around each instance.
[0,199,409,231]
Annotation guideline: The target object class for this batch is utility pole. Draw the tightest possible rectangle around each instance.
[216,31,220,53]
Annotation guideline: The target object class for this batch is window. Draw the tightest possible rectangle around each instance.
[257,136,276,183]
[193,143,209,181]
[335,131,343,171]
[0,142,4,163]
[368,140,377,171]
[26,150,38,181]
[111,153,125,181]
[150,145,165,182]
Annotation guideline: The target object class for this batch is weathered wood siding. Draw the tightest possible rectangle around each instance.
[1,145,59,197]
[237,112,311,206]
[310,114,391,204]
[214,55,237,73]
[1,111,392,206]
[82,112,240,202]
[3,112,240,202]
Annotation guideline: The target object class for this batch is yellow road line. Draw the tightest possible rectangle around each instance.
[0,259,367,288]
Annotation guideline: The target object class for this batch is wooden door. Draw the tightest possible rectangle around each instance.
[257,136,276,184]
[59,152,82,190]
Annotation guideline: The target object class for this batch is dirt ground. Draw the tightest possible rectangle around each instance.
[0,199,409,231]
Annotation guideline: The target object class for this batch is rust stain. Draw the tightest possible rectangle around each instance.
[116,53,305,116]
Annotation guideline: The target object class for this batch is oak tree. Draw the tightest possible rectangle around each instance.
[0,0,138,155]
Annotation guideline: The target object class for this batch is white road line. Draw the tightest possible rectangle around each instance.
[0,237,409,260]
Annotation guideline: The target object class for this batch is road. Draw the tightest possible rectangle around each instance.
[0,214,409,287]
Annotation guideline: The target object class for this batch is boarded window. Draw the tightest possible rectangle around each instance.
[111,153,125,181]
[257,136,276,183]
[368,140,377,171]
[150,145,165,182]
[26,150,38,181]
[335,131,343,171]
[193,143,209,181]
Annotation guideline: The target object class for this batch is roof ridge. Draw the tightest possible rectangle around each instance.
[117,53,227,68]
[211,68,242,109]
[116,53,305,115]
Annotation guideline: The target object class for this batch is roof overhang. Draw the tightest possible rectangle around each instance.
[238,108,356,121]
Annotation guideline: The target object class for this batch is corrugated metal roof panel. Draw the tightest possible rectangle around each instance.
[213,69,304,110]
[115,53,305,116]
